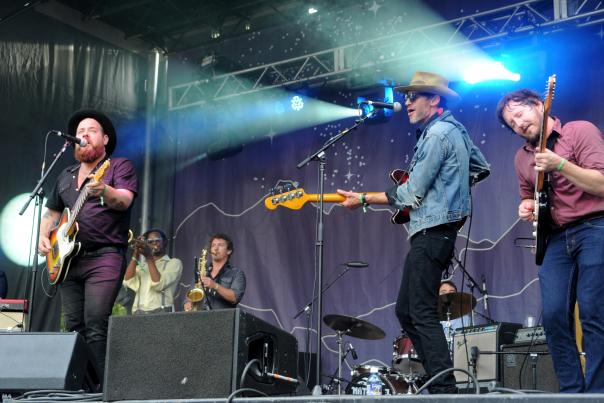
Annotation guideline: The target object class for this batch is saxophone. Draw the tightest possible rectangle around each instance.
[187,248,207,303]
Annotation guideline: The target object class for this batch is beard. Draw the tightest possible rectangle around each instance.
[75,143,105,163]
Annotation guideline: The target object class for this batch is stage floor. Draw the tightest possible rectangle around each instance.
[109,394,604,403]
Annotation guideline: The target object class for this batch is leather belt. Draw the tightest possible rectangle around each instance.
[79,246,125,258]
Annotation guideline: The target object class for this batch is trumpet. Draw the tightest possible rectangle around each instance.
[127,230,157,253]
[187,248,207,303]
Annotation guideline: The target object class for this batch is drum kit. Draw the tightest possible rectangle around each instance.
[323,291,476,396]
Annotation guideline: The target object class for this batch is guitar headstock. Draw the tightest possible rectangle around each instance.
[94,159,111,181]
[543,74,556,112]
[265,184,309,210]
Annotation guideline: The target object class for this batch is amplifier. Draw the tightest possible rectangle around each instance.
[0,299,27,332]
[453,322,521,383]
[501,341,559,392]
[514,326,546,343]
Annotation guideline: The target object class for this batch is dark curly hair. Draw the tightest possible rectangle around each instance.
[496,89,542,131]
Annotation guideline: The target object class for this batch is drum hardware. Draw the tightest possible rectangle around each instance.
[437,292,476,321]
[323,314,385,395]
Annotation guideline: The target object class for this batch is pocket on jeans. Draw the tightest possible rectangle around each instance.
[424,234,455,267]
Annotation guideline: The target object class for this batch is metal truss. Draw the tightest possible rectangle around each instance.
[168,0,604,110]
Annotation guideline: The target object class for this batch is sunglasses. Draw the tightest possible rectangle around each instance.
[404,92,432,103]
[146,238,162,243]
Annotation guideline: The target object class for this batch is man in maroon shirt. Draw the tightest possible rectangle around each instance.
[38,109,138,384]
[497,89,604,393]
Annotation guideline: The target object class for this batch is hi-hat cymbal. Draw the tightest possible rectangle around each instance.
[437,292,476,321]
[323,314,385,340]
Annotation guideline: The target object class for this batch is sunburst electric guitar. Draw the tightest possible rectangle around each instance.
[533,75,556,265]
[46,160,110,285]
[264,169,411,224]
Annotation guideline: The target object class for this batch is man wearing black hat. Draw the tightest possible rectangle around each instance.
[338,72,489,394]
[38,109,138,382]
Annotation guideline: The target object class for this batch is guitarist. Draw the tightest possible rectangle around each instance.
[37,109,138,384]
[338,72,490,394]
[497,89,604,393]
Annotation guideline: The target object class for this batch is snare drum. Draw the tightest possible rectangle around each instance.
[392,334,426,375]
[345,366,410,395]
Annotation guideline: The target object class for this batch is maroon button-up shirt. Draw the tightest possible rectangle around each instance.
[514,118,604,226]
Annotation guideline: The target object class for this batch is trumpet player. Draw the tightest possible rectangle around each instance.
[123,228,183,314]
[184,233,246,311]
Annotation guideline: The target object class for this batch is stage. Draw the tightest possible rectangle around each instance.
[70,394,604,403]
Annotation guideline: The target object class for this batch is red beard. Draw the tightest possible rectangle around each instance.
[75,143,105,163]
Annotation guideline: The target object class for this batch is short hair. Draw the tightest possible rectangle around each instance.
[144,228,168,245]
[210,233,234,254]
[496,89,542,130]
[440,280,457,292]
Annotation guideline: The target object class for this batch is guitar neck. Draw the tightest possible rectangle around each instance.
[306,192,382,203]
[66,187,91,230]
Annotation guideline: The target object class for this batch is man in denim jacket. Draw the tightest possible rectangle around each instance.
[338,72,489,394]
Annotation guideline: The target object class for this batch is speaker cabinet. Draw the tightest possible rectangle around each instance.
[501,342,559,392]
[453,322,521,383]
[103,308,298,401]
[0,332,100,396]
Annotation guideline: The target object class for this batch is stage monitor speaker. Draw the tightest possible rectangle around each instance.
[453,322,521,383]
[501,341,559,392]
[104,308,298,401]
[0,332,101,397]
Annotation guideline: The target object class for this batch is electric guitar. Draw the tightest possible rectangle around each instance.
[46,160,110,285]
[533,75,556,265]
[264,169,411,224]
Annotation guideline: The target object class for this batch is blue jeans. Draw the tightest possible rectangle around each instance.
[395,224,457,393]
[540,216,604,393]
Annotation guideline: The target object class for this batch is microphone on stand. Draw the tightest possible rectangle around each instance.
[348,343,358,360]
[342,261,369,268]
[358,100,403,112]
[481,275,488,311]
[51,130,88,147]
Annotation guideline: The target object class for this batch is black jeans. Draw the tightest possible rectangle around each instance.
[395,224,457,392]
[61,250,126,381]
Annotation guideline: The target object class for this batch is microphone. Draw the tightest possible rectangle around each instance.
[359,100,403,112]
[348,343,358,360]
[51,130,88,147]
[482,275,488,311]
[343,261,369,268]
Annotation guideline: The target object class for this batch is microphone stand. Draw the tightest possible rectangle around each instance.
[293,263,363,319]
[296,113,374,393]
[18,140,71,331]
[451,254,494,324]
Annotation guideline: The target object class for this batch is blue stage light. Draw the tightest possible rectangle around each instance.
[463,61,521,84]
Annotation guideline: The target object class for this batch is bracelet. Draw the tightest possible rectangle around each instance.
[131,256,138,264]
[99,185,107,206]
[556,158,567,172]
[214,283,220,291]
[359,193,369,213]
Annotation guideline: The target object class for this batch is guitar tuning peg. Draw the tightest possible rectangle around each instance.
[283,183,294,192]
[274,185,284,195]
[268,187,276,196]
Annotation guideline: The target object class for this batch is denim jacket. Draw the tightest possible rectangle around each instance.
[387,110,490,237]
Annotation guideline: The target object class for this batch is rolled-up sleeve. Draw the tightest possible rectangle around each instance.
[150,258,183,292]
[229,270,247,304]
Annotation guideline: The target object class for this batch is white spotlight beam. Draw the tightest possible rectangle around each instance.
[169,0,604,110]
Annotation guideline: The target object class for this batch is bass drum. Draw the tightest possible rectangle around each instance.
[345,366,411,396]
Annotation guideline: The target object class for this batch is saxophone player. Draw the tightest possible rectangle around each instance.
[184,233,246,311]
[123,229,183,314]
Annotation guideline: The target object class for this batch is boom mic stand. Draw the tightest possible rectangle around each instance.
[19,140,72,331]
[296,113,374,393]
[451,254,494,324]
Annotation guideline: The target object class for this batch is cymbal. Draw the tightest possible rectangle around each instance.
[437,292,476,321]
[323,314,386,340]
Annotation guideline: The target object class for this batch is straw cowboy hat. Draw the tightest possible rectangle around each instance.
[395,71,460,101]
[67,109,117,155]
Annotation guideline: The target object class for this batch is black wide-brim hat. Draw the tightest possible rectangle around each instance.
[67,109,117,155]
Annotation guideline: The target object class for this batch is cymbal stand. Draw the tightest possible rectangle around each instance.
[443,307,454,357]
[325,330,350,395]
